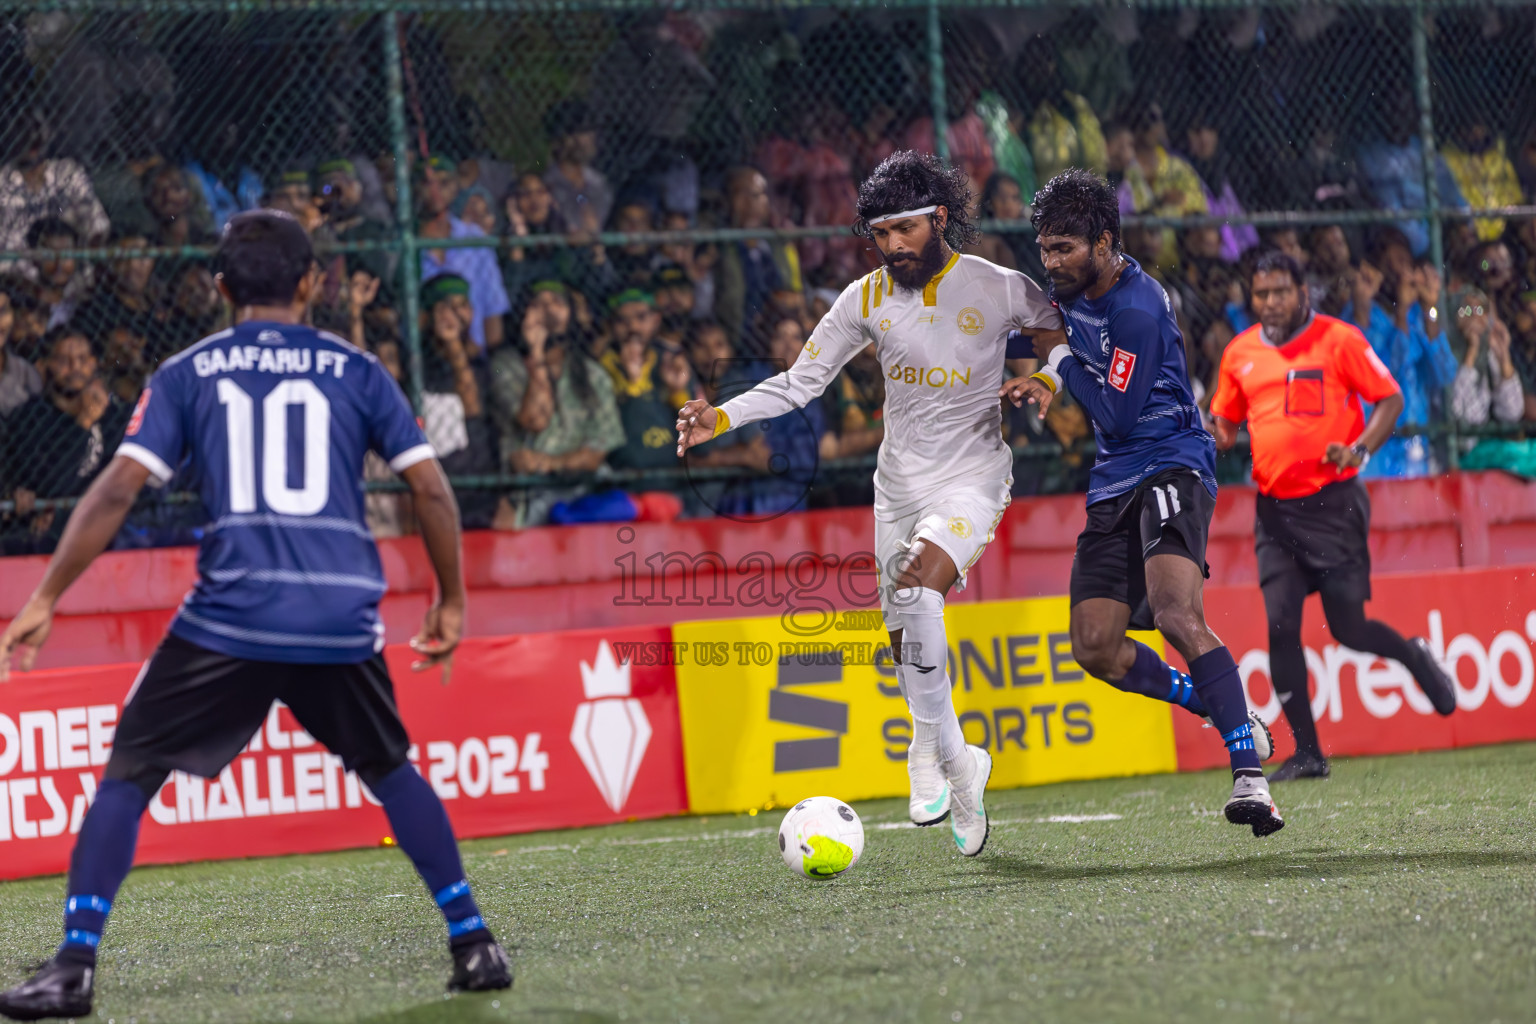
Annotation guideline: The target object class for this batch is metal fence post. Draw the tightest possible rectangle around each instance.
[384,10,423,416]
[1412,0,1456,469]
[927,0,949,166]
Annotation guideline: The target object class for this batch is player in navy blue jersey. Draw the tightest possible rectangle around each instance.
[1002,170,1283,838]
[0,211,511,1021]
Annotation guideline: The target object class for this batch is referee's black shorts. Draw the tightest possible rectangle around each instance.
[105,633,411,790]
[1255,476,1373,605]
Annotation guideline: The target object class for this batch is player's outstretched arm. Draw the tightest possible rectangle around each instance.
[680,282,868,458]
[0,455,151,679]
[402,458,465,672]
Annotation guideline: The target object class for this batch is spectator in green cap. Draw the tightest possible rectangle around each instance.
[412,272,500,528]
[600,288,701,473]
[418,154,510,352]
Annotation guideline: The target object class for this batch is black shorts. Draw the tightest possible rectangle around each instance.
[1070,467,1215,631]
[1255,476,1372,604]
[105,633,411,788]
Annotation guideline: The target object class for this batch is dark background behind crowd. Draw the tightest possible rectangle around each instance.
[2,4,1536,553]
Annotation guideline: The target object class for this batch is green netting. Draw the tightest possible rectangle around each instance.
[0,1,1534,549]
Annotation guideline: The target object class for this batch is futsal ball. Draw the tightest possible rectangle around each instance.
[778,796,865,880]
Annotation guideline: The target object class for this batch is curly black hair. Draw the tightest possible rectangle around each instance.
[1031,168,1121,254]
[853,150,978,251]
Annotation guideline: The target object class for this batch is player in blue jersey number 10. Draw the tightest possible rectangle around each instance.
[1001,170,1283,838]
[0,211,512,1022]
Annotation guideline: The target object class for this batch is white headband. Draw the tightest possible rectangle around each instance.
[869,205,938,226]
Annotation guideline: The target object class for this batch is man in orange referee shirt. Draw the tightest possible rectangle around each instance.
[1211,250,1457,782]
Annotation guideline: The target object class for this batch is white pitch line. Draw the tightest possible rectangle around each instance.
[874,813,1122,830]
[485,813,1123,855]
[606,828,778,847]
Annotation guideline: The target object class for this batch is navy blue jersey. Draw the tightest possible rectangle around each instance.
[1053,257,1216,506]
[116,321,433,663]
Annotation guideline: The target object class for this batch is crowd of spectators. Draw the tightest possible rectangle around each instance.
[4,7,1536,551]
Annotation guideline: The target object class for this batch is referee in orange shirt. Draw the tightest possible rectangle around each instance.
[1210,250,1457,781]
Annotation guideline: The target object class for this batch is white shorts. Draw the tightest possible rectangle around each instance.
[874,479,1011,632]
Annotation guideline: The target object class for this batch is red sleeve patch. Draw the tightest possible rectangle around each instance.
[126,387,151,436]
[1107,348,1136,392]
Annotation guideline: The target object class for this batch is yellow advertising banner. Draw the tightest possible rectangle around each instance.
[674,597,1179,813]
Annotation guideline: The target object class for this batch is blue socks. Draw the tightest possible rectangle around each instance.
[1112,641,1210,717]
[59,779,150,964]
[1189,646,1263,777]
[370,763,491,947]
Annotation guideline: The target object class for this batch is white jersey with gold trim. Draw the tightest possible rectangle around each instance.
[716,253,1061,519]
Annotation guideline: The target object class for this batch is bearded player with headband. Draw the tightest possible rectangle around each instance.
[676,150,1062,856]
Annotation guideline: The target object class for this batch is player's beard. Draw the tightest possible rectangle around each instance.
[884,231,947,292]
[1049,261,1099,305]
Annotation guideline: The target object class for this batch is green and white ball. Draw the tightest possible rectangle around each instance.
[778,796,864,879]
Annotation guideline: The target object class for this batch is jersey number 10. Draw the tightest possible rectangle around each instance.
[217,378,331,516]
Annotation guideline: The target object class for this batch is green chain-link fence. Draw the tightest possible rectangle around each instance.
[1,1,1535,548]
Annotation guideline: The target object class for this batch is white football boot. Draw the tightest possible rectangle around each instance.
[948,745,992,856]
[1224,773,1285,837]
[908,737,950,825]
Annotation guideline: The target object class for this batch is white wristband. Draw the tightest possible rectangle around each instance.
[1046,344,1072,374]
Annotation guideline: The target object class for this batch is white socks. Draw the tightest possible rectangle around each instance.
[895,587,969,773]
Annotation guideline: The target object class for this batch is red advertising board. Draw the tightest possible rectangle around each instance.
[1173,565,1536,771]
[0,626,688,880]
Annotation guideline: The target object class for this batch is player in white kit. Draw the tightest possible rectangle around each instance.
[676,151,1063,856]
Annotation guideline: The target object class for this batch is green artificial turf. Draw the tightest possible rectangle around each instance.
[4,743,1536,1023]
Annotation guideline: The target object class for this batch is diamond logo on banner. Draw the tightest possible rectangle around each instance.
[570,641,652,813]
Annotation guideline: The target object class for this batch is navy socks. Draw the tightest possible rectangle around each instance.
[1189,647,1263,777]
[58,764,492,965]
[59,779,149,964]
[1111,641,1210,717]
[371,763,490,947]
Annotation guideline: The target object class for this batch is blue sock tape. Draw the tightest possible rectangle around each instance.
[434,880,471,908]
[448,915,486,938]
[66,895,112,916]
